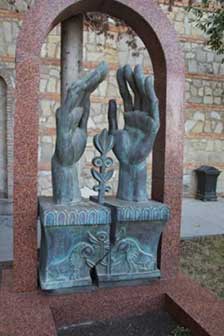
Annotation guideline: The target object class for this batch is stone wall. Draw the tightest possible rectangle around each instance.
[0,77,7,197]
[0,1,223,199]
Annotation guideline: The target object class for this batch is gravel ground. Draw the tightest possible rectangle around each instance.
[58,311,178,336]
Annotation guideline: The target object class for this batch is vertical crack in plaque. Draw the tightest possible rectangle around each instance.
[90,213,117,287]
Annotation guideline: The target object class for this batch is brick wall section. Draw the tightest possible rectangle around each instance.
[0,1,223,199]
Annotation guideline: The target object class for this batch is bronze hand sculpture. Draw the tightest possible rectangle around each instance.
[52,61,108,204]
[108,65,160,202]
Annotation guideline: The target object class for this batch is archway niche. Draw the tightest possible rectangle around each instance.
[14,0,184,292]
[0,77,7,198]
[37,16,155,200]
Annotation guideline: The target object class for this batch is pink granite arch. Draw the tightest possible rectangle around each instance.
[14,0,185,291]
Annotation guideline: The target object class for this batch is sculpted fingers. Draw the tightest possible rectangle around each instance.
[145,76,157,101]
[108,99,118,134]
[70,107,84,129]
[64,83,85,114]
[124,65,141,110]
[65,62,108,112]
[79,95,90,131]
[117,67,133,112]
[79,63,108,131]
[84,61,108,93]
[145,76,160,127]
[134,65,146,110]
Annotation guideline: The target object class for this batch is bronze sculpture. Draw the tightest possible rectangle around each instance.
[52,61,108,204]
[108,64,160,201]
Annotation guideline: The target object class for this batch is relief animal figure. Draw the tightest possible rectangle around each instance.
[108,64,160,202]
[48,241,95,281]
[111,237,155,273]
[69,242,96,279]
[52,62,108,204]
[48,231,109,281]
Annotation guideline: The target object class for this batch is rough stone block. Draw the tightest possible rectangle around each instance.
[188,60,197,73]
[204,96,213,105]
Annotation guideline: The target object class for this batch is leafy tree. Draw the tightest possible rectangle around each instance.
[187,0,224,61]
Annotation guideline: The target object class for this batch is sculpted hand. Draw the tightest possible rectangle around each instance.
[108,65,160,202]
[52,62,108,204]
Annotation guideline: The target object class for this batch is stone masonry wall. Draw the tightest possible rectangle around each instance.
[0,77,7,197]
[0,1,223,199]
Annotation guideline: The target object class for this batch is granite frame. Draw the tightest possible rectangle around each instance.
[0,269,223,336]
[13,0,184,292]
[4,0,224,335]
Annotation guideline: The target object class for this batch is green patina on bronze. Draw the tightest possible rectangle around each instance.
[52,62,108,204]
[39,63,169,291]
[108,64,160,202]
[39,196,169,290]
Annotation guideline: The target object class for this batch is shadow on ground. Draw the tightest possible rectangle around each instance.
[58,311,179,336]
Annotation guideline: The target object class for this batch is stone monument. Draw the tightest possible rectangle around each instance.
[39,62,170,290]
[10,3,224,335]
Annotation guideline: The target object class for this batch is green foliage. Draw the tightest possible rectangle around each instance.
[84,13,143,57]
[188,0,224,62]
[5,0,33,11]
[170,325,192,336]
